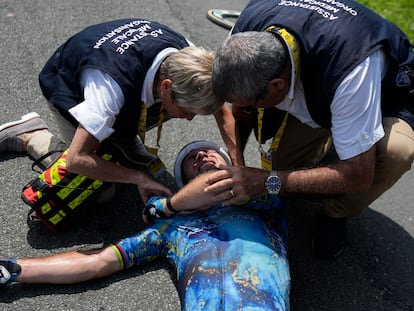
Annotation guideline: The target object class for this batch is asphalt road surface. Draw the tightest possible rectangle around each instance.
[0,1,413,310]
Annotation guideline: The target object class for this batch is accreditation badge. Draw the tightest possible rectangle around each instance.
[260,149,273,171]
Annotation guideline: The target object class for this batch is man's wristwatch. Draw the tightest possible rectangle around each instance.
[265,170,282,195]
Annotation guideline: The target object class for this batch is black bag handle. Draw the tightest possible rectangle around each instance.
[31,150,65,173]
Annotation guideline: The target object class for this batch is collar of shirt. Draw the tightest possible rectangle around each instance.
[141,40,194,107]
[141,47,179,107]
[272,32,319,128]
[278,32,297,101]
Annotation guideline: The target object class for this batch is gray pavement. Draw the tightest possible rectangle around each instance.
[0,1,413,310]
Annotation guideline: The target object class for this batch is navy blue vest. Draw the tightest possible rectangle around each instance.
[233,0,414,129]
[39,19,189,138]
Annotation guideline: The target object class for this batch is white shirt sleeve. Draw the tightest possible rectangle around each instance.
[331,49,386,160]
[69,68,125,142]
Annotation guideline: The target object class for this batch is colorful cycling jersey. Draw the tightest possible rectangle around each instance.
[111,196,289,310]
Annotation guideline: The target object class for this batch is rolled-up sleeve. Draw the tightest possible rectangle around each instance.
[69,68,124,142]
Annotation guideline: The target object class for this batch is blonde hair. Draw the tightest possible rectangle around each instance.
[161,46,222,115]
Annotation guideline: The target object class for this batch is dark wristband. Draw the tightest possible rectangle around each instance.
[166,197,178,214]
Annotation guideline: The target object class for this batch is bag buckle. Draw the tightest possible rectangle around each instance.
[31,178,50,192]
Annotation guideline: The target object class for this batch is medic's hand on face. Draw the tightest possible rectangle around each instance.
[202,165,267,205]
[142,147,231,225]
[181,149,226,181]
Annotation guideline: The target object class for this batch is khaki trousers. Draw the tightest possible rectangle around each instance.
[271,115,414,218]
[26,105,73,168]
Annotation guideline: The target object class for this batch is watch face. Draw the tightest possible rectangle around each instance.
[266,175,281,194]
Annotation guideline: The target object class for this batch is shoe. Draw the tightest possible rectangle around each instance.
[109,136,166,178]
[0,265,11,285]
[0,260,21,285]
[312,214,348,259]
[0,112,48,153]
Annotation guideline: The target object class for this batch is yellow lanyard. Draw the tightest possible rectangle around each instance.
[137,104,164,156]
[258,27,300,169]
[258,107,290,150]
